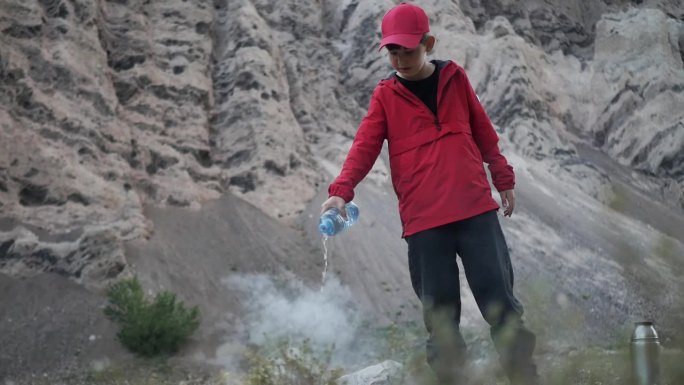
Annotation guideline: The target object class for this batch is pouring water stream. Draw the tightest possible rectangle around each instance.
[321,235,329,286]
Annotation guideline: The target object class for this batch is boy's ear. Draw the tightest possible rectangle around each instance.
[425,35,436,53]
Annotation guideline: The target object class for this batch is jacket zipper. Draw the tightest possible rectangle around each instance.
[391,65,456,132]
[392,78,442,131]
[433,71,456,131]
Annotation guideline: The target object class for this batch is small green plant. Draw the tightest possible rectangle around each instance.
[244,337,343,385]
[375,320,424,363]
[104,277,200,357]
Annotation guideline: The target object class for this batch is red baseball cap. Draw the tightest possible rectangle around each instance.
[379,3,430,51]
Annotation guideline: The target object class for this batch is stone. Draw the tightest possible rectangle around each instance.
[336,360,403,385]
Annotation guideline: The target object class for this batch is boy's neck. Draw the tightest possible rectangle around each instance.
[397,60,435,81]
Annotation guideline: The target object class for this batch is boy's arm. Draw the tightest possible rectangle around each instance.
[462,70,515,192]
[328,88,387,202]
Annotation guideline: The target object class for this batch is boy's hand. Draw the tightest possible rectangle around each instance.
[500,189,515,217]
[321,196,347,219]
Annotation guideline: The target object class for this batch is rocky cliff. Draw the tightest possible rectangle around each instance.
[0,0,220,287]
[1,0,683,379]
[1,0,682,288]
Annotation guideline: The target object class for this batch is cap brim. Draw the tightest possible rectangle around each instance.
[378,34,423,51]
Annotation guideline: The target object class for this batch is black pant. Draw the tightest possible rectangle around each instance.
[407,210,538,384]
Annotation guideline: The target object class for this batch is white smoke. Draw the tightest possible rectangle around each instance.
[214,273,378,370]
[225,273,362,348]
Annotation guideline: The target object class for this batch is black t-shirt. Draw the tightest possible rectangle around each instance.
[396,61,440,116]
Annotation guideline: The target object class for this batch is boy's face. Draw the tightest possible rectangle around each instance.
[386,39,433,80]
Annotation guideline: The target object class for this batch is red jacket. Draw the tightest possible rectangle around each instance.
[329,60,514,237]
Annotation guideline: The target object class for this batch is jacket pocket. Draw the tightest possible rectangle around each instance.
[462,130,484,164]
[388,121,473,199]
[388,121,470,157]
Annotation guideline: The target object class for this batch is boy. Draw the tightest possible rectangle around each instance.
[321,2,539,384]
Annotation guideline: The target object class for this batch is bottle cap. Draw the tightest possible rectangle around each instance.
[319,218,335,236]
[632,321,659,341]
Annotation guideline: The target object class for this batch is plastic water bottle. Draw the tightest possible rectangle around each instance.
[319,202,360,236]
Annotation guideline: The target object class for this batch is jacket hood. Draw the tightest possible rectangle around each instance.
[382,59,450,79]
[380,59,460,90]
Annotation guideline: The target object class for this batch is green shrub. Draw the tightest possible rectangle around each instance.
[244,337,343,385]
[104,277,200,357]
[375,320,424,363]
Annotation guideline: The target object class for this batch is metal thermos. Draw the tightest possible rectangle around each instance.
[631,321,660,385]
